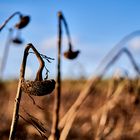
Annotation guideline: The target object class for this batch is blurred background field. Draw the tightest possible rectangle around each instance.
[1,78,140,140]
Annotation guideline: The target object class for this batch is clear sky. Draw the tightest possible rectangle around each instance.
[1,0,140,79]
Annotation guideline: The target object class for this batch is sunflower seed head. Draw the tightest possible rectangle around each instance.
[64,50,80,60]
[12,37,23,44]
[21,79,55,96]
[15,16,30,29]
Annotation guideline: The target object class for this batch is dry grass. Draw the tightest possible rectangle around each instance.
[0,78,140,139]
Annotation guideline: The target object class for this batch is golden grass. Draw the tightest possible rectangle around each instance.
[0,78,140,139]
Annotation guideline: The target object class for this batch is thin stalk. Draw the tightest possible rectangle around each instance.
[9,43,44,140]
[61,14,72,49]
[95,30,140,76]
[58,48,140,139]
[59,76,101,129]
[0,28,13,78]
[101,48,140,76]
[49,12,62,140]
[0,11,21,32]
[59,73,124,140]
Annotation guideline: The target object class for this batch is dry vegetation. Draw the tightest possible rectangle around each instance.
[1,11,140,140]
[0,78,140,140]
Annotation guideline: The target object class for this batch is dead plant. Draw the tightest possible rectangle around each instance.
[9,43,55,140]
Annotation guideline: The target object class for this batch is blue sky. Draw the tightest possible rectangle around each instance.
[1,0,140,79]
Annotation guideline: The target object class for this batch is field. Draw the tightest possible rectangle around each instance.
[1,4,140,140]
[0,78,140,140]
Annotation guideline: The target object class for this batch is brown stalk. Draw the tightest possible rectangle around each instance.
[49,12,62,140]
[58,48,140,140]
[96,30,140,75]
[19,114,48,139]
[9,43,44,140]
[0,11,22,32]
[60,111,77,140]
[61,13,72,49]
[93,83,125,139]
[60,77,125,140]
[49,11,79,140]
[59,76,101,130]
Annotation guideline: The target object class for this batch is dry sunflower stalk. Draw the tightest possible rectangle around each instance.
[9,43,55,140]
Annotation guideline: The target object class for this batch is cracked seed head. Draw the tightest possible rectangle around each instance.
[21,79,55,96]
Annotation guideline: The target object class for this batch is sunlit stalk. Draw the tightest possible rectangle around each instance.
[50,12,62,140]
[9,43,44,140]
